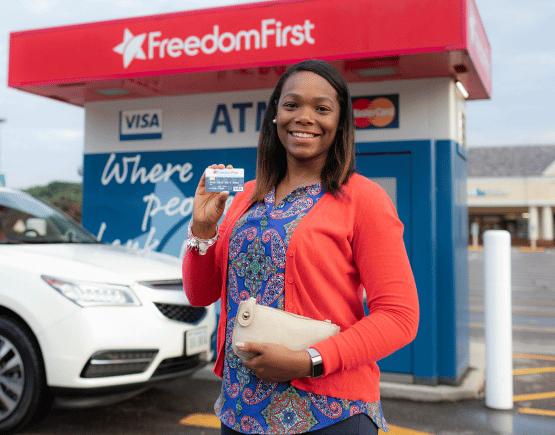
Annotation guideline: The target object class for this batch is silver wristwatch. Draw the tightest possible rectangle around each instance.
[306,348,324,378]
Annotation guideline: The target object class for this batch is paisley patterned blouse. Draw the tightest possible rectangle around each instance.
[215,183,389,434]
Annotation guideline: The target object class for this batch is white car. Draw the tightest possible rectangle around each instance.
[0,187,215,433]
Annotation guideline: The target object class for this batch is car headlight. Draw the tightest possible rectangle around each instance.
[41,276,141,307]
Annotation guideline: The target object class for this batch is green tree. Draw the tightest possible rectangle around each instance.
[25,181,82,223]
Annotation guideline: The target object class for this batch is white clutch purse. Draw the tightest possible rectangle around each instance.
[231,297,340,360]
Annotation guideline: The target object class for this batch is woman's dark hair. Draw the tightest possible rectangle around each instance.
[250,59,356,202]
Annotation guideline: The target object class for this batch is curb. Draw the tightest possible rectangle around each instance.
[380,342,485,402]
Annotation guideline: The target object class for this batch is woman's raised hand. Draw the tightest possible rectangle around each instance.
[191,164,232,239]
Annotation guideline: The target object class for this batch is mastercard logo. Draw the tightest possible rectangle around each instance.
[352,95,398,129]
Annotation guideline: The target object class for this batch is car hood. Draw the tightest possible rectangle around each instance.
[0,243,183,284]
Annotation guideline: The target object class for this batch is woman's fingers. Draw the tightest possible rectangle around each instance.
[237,343,310,382]
[199,164,233,191]
[215,190,230,210]
[192,164,235,235]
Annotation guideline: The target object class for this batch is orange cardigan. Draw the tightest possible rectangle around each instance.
[183,174,419,402]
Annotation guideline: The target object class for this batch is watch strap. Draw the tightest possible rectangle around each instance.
[306,348,324,378]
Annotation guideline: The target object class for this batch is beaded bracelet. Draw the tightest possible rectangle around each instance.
[186,220,220,255]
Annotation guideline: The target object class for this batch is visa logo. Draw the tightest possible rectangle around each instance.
[119,109,163,141]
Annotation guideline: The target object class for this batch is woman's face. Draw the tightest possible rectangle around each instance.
[275,71,341,167]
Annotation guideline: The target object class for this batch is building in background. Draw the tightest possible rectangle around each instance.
[467,145,555,247]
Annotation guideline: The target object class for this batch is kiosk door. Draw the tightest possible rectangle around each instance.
[356,152,413,374]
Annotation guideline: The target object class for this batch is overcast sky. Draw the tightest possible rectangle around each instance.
[1,0,555,190]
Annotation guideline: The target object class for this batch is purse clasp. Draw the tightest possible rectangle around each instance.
[237,297,256,326]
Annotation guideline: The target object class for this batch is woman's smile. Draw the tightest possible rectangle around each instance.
[290,131,318,138]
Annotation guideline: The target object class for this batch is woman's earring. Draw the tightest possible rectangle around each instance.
[272,119,277,124]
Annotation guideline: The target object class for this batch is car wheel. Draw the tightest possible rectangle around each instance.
[0,317,51,433]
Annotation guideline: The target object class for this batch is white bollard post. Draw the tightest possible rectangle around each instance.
[484,230,513,409]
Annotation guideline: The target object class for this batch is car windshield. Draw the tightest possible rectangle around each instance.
[0,190,98,244]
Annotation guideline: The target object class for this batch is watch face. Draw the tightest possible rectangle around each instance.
[312,360,324,378]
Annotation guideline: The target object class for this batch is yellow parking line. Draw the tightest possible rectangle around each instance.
[179,413,220,428]
[514,391,555,402]
[514,367,555,375]
[514,353,555,362]
[381,425,432,434]
[519,408,555,417]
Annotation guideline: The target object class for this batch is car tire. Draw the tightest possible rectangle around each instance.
[0,317,52,433]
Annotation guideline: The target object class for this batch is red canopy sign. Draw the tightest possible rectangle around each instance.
[8,0,491,104]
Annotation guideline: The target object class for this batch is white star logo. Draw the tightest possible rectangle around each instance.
[113,29,147,68]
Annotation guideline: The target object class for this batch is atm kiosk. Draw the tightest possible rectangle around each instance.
[8,0,491,385]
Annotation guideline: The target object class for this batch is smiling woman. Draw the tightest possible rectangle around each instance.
[183,59,419,435]
[252,59,356,204]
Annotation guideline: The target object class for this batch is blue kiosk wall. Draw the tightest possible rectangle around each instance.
[357,140,469,385]
[436,140,470,384]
